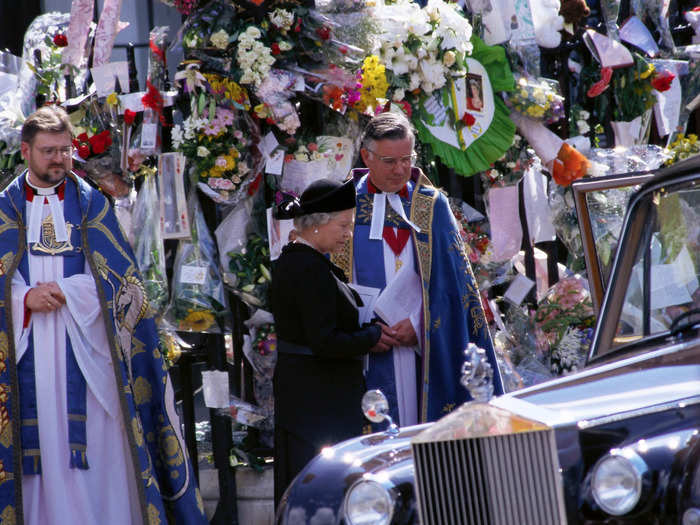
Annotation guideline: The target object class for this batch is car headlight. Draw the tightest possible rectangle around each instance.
[344,479,394,525]
[591,448,647,516]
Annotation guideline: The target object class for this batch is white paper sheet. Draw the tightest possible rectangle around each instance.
[348,283,381,325]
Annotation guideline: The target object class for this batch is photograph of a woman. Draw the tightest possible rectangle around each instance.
[466,74,484,112]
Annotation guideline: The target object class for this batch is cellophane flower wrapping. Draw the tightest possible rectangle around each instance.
[242,309,277,446]
[534,275,595,375]
[227,234,272,310]
[549,184,584,268]
[132,173,169,315]
[166,191,229,333]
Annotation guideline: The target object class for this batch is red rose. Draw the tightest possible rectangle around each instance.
[53,34,68,47]
[461,112,476,126]
[316,26,331,41]
[124,109,136,126]
[77,145,90,159]
[587,67,613,98]
[100,129,113,147]
[77,132,89,143]
[72,138,80,148]
[266,117,275,125]
[271,43,281,56]
[294,19,302,33]
[651,69,675,92]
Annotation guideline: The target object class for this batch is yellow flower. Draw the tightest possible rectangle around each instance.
[180,310,215,332]
[640,64,655,79]
[106,92,119,107]
[355,55,388,114]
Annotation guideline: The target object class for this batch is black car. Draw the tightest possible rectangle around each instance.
[276,156,700,525]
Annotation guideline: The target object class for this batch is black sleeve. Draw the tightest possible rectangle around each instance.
[297,258,381,359]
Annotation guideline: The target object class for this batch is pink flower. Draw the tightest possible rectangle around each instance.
[307,142,318,152]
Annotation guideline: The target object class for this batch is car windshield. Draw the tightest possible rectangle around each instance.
[611,184,700,346]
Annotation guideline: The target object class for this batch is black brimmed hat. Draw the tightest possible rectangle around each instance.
[276,179,356,219]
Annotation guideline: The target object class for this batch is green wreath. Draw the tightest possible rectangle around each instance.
[413,36,515,177]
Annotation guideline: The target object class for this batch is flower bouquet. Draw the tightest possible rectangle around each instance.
[166,192,229,333]
[533,275,595,375]
[172,103,263,205]
[480,132,533,188]
[227,234,272,310]
[503,75,565,124]
[373,0,474,103]
[665,134,700,166]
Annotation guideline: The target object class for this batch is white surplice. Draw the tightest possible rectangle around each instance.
[381,231,422,427]
[11,196,143,525]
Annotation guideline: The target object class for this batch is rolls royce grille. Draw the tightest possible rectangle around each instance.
[412,430,566,525]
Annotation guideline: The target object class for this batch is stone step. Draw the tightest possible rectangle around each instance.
[199,466,274,524]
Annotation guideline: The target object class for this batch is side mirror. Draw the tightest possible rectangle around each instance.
[361,389,399,435]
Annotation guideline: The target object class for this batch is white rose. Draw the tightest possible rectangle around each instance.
[392,88,406,101]
[279,41,292,51]
[197,146,210,157]
[210,29,229,50]
[577,120,590,134]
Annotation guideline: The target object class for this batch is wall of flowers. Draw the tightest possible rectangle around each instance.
[1,0,700,453]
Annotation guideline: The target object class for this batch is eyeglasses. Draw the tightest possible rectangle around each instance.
[366,148,416,167]
[35,146,73,158]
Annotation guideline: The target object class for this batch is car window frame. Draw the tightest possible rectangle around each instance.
[572,172,655,315]
[587,160,700,361]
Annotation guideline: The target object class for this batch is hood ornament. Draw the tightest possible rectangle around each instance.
[461,343,494,402]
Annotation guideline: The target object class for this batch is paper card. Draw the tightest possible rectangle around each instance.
[620,16,659,57]
[259,131,279,159]
[373,265,422,326]
[266,207,295,261]
[180,265,208,285]
[293,74,305,92]
[265,149,285,175]
[281,159,329,194]
[201,370,230,409]
[503,273,535,305]
[158,152,191,240]
[509,0,536,45]
[90,62,129,97]
[317,136,354,182]
[140,123,158,150]
[348,283,381,325]
[487,184,522,262]
[583,29,634,68]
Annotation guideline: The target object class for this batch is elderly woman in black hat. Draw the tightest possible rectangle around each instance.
[271,178,398,507]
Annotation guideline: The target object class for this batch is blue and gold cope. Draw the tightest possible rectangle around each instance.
[0,173,206,524]
[333,169,503,425]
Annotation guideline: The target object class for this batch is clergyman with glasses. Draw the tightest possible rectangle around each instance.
[0,105,207,523]
[332,110,504,429]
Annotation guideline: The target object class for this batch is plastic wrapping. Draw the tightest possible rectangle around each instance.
[503,75,565,124]
[226,235,271,310]
[254,69,301,135]
[165,191,229,333]
[586,144,670,175]
[147,26,169,90]
[132,173,169,315]
[242,309,277,446]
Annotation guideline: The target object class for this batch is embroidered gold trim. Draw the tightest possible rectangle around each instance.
[330,238,353,282]
[30,217,76,256]
[410,175,437,422]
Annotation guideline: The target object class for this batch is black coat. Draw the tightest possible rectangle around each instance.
[271,242,381,442]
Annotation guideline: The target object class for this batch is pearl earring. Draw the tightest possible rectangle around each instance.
[313,229,319,234]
